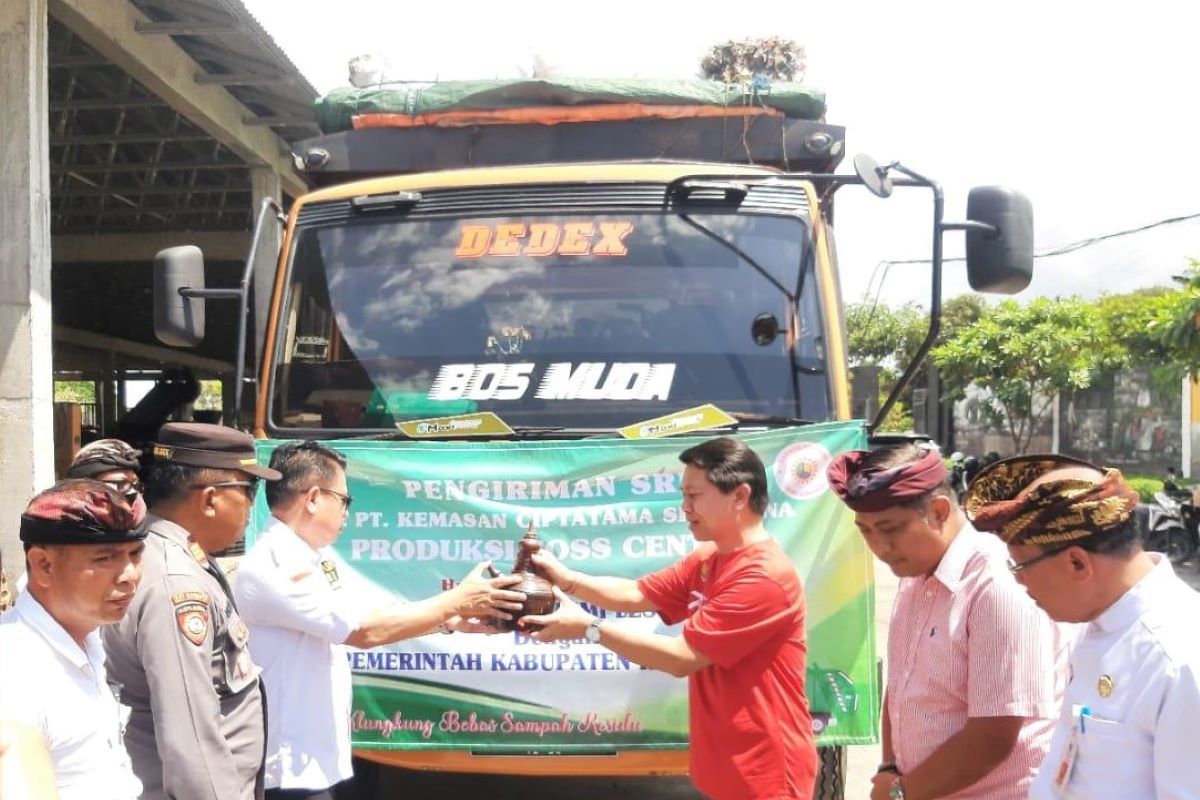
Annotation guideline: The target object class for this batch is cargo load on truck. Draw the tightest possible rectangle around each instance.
[313,77,828,133]
[297,77,844,185]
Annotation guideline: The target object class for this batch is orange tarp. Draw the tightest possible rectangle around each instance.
[352,103,783,129]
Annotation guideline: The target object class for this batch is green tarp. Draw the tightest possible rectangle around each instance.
[314,77,827,133]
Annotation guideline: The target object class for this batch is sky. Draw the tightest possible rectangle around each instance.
[242,0,1199,308]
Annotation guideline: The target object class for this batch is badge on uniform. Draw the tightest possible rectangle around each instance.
[172,591,211,646]
[187,540,207,565]
[230,614,250,647]
[320,559,340,586]
[1097,674,1114,698]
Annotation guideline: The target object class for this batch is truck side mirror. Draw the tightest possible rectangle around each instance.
[154,245,206,346]
[964,186,1033,294]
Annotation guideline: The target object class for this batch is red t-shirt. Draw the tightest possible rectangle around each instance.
[638,539,816,800]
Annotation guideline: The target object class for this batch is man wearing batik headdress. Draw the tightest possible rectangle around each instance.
[827,443,1072,800]
[963,454,1200,799]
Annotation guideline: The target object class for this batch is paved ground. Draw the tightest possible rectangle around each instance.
[842,558,896,800]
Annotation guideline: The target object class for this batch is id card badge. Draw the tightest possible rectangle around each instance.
[1052,705,1085,794]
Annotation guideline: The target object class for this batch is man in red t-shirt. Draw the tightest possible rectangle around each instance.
[522,437,817,800]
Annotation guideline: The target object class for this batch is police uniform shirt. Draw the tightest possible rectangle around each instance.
[102,514,265,800]
[234,517,379,791]
[1030,554,1200,799]
[0,591,141,800]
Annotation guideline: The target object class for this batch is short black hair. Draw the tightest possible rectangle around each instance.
[858,442,954,508]
[1071,517,1142,558]
[265,440,347,509]
[678,437,769,515]
[142,460,236,507]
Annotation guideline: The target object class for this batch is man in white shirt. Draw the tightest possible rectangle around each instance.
[235,440,524,799]
[964,454,1200,799]
[0,480,147,800]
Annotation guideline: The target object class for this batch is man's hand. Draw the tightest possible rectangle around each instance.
[529,549,577,591]
[870,772,899,800]
[519,588,592,642]
[450,561,525,621]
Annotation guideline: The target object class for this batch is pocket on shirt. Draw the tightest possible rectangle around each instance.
[1074,715,1151,789]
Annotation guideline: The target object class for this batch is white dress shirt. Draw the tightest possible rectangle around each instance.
[0,591,141,800]
[234,517,377,790]
[1030,553,1200,799]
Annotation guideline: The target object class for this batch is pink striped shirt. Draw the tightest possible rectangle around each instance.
[887,524,1073,800]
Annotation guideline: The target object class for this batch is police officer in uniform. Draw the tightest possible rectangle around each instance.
[103,423,281,800]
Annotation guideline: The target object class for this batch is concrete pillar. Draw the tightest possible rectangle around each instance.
[0,0,53,581]
[250,167,282,378]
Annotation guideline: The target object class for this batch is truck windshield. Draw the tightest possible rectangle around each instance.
[270,211,829,432]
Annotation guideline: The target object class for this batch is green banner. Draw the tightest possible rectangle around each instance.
[251,422,878,752]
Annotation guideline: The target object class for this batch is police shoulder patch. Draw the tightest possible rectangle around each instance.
[173,592,210,647]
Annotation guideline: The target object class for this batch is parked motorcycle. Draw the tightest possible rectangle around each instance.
[1142,468,1199,565]
[948,452,975,500]
[948,450,999,501]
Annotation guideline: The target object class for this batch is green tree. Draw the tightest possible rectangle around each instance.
[54,380,95,403]
[1160,260,1200,376]
[846,294,989,430]
[1094,286,1180,368]
[845,301,927,371]
[932,297,1102,453]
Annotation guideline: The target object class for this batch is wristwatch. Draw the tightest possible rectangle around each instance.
[584,616,603,643]
[888,777,906,800]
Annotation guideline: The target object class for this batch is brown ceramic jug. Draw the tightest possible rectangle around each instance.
[487,523,557,631]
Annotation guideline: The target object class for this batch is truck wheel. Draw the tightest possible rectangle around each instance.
[813,746,845,800]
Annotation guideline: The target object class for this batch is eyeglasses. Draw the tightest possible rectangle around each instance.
[1007,545,1071,574]
[316,487,353,510]
[102,479,143,496]
[191,479,260,500]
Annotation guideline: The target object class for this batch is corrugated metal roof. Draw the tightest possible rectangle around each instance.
[50,0,317,234]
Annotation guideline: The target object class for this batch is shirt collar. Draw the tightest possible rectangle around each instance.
[931,522,982,592]
[13,590,104,671]
[265,515,325,565]
[1091,552,1175,634]
[146,513,197,549]
[148,513,215,566]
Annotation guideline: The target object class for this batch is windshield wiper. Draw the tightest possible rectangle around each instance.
[677,214,795,305]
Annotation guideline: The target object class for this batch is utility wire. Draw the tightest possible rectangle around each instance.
[879,210,1200,267]
[853,210,1200,351]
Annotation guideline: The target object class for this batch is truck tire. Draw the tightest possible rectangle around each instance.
[813,746,845,800]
